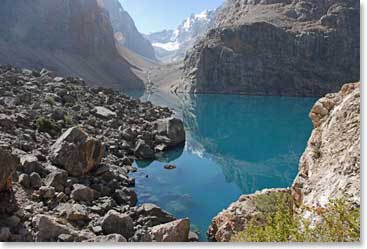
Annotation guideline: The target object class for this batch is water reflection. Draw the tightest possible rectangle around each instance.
[126,90,316,240]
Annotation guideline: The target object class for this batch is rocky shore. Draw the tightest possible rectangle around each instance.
[208,82,360,242]
[0,65,194,242]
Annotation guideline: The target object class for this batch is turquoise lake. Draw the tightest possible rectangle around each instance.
[126,90,316,241]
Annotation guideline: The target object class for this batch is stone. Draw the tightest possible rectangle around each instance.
[0,145,19,191]
[112,187,138,207]
[18,173,30,188]
[32,215,73,242]
[136,204,175,226]
[0,114,15,129]
[151,218,190,242]
[20,154,47,175]
[93,106,117,120]
[62,204,90,222]
[188,231,199,242]
[38,186,56,199]
[134,140,155,159]
[45,169,68,192]
[101,210,134,239]
[0,227,11,241]
[92,234,127,242]
[153,117,186,147]
[50,127,105,176]
[30,172,42,189]
[71,184,99,202]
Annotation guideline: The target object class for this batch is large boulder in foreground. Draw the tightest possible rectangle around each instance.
[0,145,19,191]
[50,127,105,176]
[154,117,186,148]
[150,218,190,242]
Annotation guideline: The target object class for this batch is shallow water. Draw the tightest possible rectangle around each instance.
[126,90,316,241]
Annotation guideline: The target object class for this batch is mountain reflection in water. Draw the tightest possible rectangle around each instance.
[125,89,316,240]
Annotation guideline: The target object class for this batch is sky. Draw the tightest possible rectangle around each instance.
[120,0,224,34]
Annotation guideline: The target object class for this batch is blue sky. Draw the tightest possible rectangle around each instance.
[120,0,224,34]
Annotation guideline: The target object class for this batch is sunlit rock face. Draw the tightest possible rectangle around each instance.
[0,0,144,89]
[99,0,157,61]
[181,0,360,96]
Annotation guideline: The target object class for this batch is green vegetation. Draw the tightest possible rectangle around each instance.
[231,196,360,243]
[36,116,58,133]
[64,114,74,125]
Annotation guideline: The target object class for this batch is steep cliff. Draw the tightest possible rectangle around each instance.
[208,82,360,241]
[99,0,157,61]
[181,0,360,96]
[0,0,144,89]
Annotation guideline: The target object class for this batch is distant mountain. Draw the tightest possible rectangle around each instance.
[99,0,157,61]
[0,0,144,89]
[146,10,218,63]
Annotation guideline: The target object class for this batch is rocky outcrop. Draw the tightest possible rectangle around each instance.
[292,83,360,210]
[0,65,188,242]
[0,0,144,89]
[181,0,360,96]
[99,0,157,61]
[208,82,360,241]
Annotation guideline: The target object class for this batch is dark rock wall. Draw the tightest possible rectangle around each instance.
[181,0,360,96]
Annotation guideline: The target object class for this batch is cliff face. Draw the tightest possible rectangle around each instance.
[99,0,157,61]
[208,82,360,241]
[0,0,144,89]
[181,0,360,96]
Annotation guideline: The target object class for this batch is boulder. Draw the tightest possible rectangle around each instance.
[50,127,105,176]
[153,118,185,147]
[30,172,42,189]
[45,169,68,192]
[150,218,190,242]
[101,210,134,239]
[93,106,117,120]
[112,187,138,207]
[0,145,19,191]
[136,204,175,226]
[32,215,73,242]
[134,140,155,159]
[71,184,99,202]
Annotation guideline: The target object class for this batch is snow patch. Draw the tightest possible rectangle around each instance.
[153,41,181,51]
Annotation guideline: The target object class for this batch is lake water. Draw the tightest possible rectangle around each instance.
[126,90,316,241]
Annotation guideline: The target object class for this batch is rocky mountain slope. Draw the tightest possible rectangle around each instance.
[146,10,218,63]
[208,82,360,242]
[180,0,360,96]
[0,0,144,89]
[99,0,157,61]
[0,65,193,242]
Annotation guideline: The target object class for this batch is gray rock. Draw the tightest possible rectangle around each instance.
[18,173,30,188]
[150,218,190,242]
[93,106,117,120]
[50,127,105,176]
[136,203,175,226]
[30,172,42,189]
[0,145,19,191]
[112,187,138,207]
[154,117,186,147]
[134,140,155,159]
[32,215,73,242]
[45,169,67,192]
[0,227,11,241]
[101,210,134,239]
[38,186,56,199]
[71,184,99,202]
[92,234,127,242]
